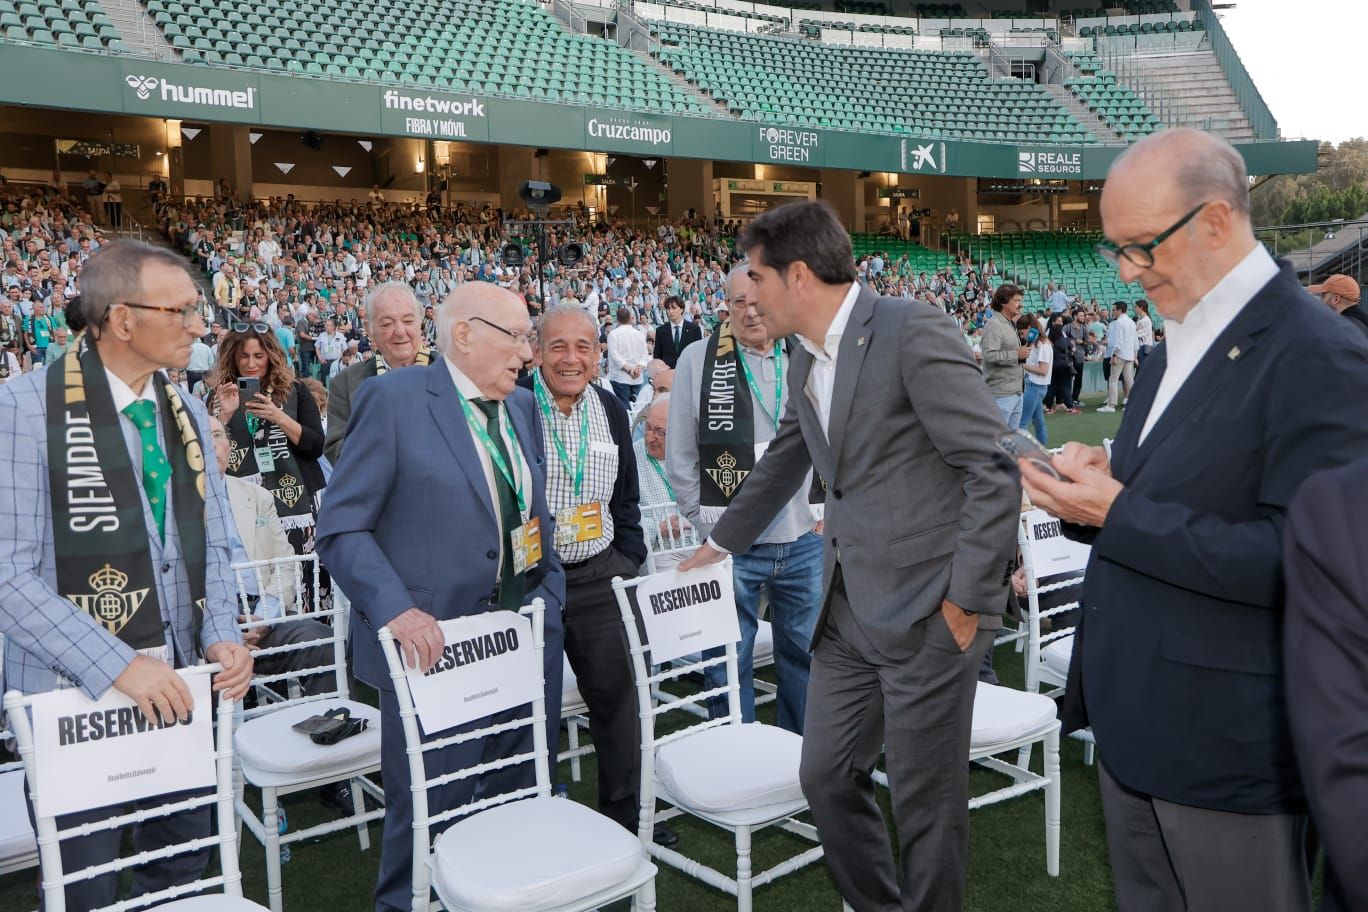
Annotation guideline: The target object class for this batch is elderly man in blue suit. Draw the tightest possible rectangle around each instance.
[317,282,566,912]
[0,241,252,912]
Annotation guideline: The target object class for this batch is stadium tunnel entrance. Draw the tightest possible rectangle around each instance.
[0,105,1105,240]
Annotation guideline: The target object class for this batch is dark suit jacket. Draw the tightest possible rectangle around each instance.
[323,356,376,466]
[709,285,1019,657]
[515,375,647,567]
[1341,304,1368,339]
[1284,460,1368,911]
[316,360,566,702]
[1060,262,1368,814]
[652,320,701,369]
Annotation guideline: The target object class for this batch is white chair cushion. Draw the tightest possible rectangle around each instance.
[753,620,775,666]
[154,895,269,910]
[970,682,1058,750]
[0,770,36,868]
[1041,636,1073,678]
[562,655,586,717]
[235,700,381,778]
[431,795,645,912]
[655,723,803,814]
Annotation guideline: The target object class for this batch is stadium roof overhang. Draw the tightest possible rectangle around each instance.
[0,46,1319,180]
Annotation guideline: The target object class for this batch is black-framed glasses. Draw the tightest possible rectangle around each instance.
[470,315,535,348]
[232,322,271,334]
[1095,202,1208,270]
[117,301,203,327]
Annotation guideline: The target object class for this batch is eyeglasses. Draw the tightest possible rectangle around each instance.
[232,322,271,333]
[117,301,203,327]
[470,315,535,348]
[1095,202,1208,270]
[644,423,668,437]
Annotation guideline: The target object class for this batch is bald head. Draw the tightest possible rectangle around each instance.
[436,283,533,399]
[1099,129,1258,322]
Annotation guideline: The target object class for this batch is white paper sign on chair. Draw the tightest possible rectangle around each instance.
[404,611,540,735]
[30,673,214,818]
[1023,508,1092,579]
[634,563,740,664]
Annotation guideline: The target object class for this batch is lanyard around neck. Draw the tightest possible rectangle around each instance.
[456,393,527,514]
[738,344,784,429]
[532,370,590,498]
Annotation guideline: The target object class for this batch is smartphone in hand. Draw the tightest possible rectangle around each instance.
[237,376,262,399]
[996,430,1067,482]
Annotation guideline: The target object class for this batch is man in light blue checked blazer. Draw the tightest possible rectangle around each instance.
[0,241,252,912]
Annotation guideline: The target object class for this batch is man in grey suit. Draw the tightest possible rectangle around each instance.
[0,241,252,911]
[324,281,429,465]
[682,202,1019,911]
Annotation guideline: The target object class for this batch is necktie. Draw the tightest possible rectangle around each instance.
[474,399,525,611]
[674,324,680,348]
[122,399,171,540]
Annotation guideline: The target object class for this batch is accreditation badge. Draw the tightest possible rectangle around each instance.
[510,516,543,577]
[254,446,276,473]
[554,502,605,548]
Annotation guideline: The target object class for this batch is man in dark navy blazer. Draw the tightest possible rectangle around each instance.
[1284,460,1368,912]
[1021,129,1368,912]
[317,284,566,912]
[651,295,702,369]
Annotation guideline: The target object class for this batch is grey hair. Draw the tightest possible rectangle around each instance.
[79,240,192,329]
[537,303,599,348]
[433,295,460,356]
[1113,128,1250,218]
[725,261,750,300]
[363,281,422,330]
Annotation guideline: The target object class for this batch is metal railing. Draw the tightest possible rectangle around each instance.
[1190,0,1278,141]
[1256,219,1368,283]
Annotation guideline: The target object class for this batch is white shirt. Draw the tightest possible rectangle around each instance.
[606,323,649,385]
[796,282,860,439]
[1139,244,1277,444]
[444,357,534,577]
[1135,313,1155,347]
[1108,314,1139,361]
[1025,340,1052,386]
[188,339,214,372]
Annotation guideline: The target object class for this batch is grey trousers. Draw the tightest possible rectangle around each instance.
[799,571,993,912]
[1098,760,1311,912]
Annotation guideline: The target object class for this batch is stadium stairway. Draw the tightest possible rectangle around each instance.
[623,44,735,120]
[100,0,173,58]
[1042,82,1125,144]
[1110,51,1255,141]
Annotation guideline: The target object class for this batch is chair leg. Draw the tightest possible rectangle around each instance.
[350,776,371,851]
[635,874,657,912]
[1083,737,1096,767]
[1044,730,1061,877]
[568,718,582,784]
[1016,742,1034,771]
[262,787,285,912]
[735,825,753,912]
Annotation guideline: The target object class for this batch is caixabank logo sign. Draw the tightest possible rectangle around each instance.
[123,73,257,111]
[901,139,947,174]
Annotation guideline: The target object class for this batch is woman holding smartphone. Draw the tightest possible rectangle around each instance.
[1018,314,1052,445]
[207,323,330,608]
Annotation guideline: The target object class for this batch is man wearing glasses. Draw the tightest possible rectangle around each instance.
[1019,129,1368,911]
[317,283,565,912]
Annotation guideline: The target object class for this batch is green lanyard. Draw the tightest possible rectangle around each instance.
[647,455,675,500]
[532,371,590,498]
[456,393,528,514]
[738,344,784,429]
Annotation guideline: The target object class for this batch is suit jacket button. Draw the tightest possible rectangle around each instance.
[487,550,497,560]
[832,489,843,499]
[161,562,172,573]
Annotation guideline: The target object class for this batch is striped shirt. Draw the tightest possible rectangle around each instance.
[538,379,618,565]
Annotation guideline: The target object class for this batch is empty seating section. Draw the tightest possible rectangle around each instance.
[652,24,1097,142]
[0,0,125,51]
[850,235,954,274]
[138,0,710,114]
[960,232,1144,311]
[1064,52,1160,141]
[1064,1,1177,16]
[648,0,791,29]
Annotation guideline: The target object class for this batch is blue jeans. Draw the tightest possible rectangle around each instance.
[705,531,824,733]
[994,393,1022,431]
[610,380,642,407]
[1019,382,1048,445]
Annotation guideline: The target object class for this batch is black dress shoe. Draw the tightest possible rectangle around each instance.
[319,781,380,817]
[652,822,680,848]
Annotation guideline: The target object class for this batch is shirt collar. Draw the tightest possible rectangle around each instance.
[444,356,487,403]
[797,282,860,362]
[106,368,157,415]
[536,366,587,414]
[1164,244,1277,345]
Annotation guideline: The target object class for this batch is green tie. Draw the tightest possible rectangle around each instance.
[474,398,525,611]
[122,399,171,540]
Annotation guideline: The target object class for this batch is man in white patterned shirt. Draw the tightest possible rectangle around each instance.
[517,305,675,846]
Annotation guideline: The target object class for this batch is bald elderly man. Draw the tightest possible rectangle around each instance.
[317,284,566,912]
[1020,129,1368,911]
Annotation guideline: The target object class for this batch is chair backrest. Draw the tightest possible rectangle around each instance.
[611,560,742,753]
[3,668,243,912]
[379,601,548,910]
[1017,508,1090,693]
[231,554,349,720]
[0,631,15,772]
[640,501,699,573]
